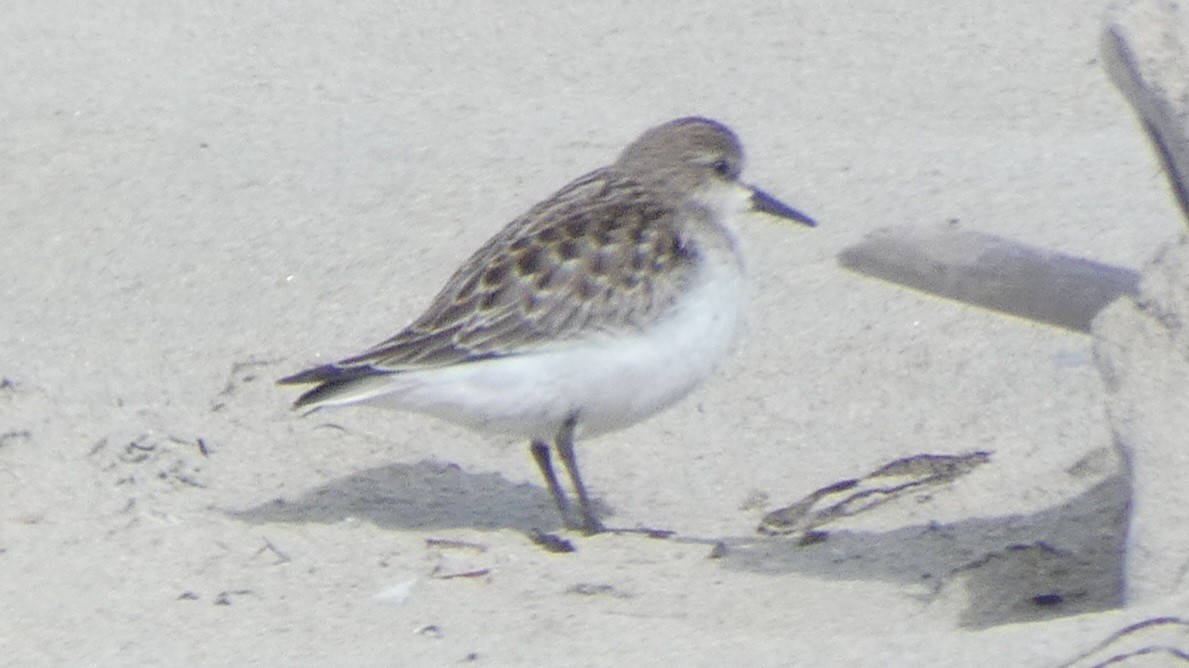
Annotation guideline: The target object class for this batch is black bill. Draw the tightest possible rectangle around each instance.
[750,187,816,227]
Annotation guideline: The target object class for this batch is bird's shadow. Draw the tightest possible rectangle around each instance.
[231,459,606,533]
[229,455,1126,630]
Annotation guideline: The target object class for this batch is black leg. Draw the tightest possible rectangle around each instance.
[531,439,574,529]
[555,415,604,534]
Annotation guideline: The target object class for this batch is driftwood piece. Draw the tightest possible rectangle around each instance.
[1102,0,1189,226]
[838,224,1139,333]
[1094,0,1189,610]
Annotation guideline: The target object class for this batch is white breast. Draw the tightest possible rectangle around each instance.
[362,233,748,443]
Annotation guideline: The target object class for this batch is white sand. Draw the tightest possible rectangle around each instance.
[1,1,1182,665]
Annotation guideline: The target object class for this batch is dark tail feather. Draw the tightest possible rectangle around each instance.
[278,364,394,409]
[278,363,373,386]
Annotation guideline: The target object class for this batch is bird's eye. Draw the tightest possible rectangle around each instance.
[712,159,732,177]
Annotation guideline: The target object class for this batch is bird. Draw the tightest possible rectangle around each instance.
[279,117,815,534]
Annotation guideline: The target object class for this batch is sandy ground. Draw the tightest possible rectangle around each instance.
[1,1,1183,665]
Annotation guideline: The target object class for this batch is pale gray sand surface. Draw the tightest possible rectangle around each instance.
[0,2,1181,665]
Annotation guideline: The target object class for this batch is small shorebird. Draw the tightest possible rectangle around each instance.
[280,117,815,534]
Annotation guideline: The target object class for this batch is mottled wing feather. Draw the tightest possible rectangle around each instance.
[338,169,699,372]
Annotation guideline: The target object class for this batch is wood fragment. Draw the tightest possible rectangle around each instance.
[838,224,1139,333]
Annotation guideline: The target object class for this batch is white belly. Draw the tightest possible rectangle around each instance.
[362,259,747,442]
